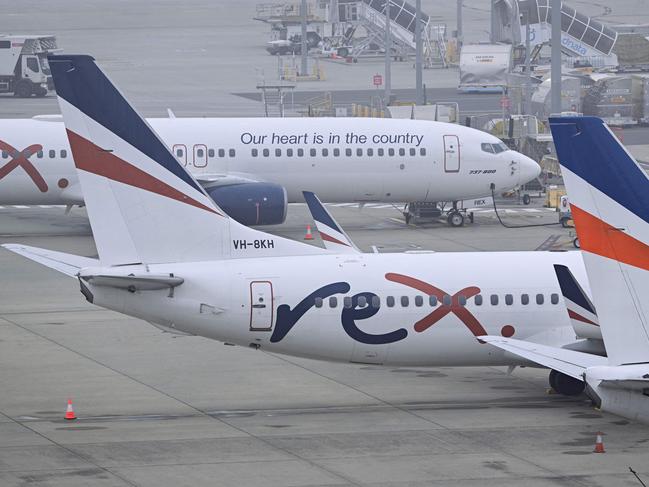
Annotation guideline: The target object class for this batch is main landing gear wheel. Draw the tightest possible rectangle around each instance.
[549,369,585,396]
[522,193,531,205]
[447,211,464,227]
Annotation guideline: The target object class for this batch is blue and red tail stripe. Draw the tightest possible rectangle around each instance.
[553,264,596,315]
[48,54,203,195]
[303,191,344,235]
[549,116,649,225]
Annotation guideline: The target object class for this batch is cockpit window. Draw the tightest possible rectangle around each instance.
[481,143,494,154]
[481,142,509,154]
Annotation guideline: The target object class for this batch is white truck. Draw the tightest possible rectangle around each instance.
[0,35,59,97]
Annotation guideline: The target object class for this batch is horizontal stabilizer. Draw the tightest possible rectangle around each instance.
[2,244,98,277]
[80,274,184,291]
[303,191,360,253]
[480,335,607,380]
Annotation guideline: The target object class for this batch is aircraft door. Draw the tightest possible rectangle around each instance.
[193,144,208,169]
[443,135,460,173]
[249,281,274,331]
[173,144,187,166]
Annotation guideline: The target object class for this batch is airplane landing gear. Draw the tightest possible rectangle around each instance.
[549,369,585,396]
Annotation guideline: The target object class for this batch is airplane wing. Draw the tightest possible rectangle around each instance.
[2,244,98,277]
[302,191,361,254]
[479,336,607,380]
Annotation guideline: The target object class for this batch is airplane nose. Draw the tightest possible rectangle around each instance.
[517,154,541,185]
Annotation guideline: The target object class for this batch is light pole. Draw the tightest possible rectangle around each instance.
[385,0,392,106]
[550,0,562,114]
[415,0,423,105]
[301,0,308,76]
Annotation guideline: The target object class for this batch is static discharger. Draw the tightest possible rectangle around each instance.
[304,224,314,241]
[64,398,77,420]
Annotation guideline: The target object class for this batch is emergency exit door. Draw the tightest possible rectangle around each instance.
[249,281,274,331]
[443,135,460,172]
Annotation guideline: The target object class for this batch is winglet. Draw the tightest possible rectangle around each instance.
[302,191,360,253]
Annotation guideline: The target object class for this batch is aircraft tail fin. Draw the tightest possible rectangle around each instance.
[550,116,649,365]
[303,191,360,253]
[553,264,600,340]
[48,55,326,266]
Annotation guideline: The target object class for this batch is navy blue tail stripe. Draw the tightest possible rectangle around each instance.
[549,116,649,225]
[553,264,596,314]
[303,191,341,232]
[48,55,202,194]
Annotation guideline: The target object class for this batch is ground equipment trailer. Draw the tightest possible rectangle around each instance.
[0,35,58,97]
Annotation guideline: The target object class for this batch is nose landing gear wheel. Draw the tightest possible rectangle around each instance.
[447,211,464,227]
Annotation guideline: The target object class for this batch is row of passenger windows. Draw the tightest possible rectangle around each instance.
[313,293,560,309]
[1,149,67,159]
[251,147,427,158]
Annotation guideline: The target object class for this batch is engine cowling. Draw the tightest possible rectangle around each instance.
[205,183,287,226]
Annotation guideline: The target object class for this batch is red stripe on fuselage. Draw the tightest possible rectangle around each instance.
[67,130,220,215]
[571,204,649,271]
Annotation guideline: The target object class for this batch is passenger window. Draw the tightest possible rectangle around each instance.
[218,149,225,157]
[208,149,215,157]
[399,148,405,156]
[409,148,416,156]
[536,294,544,305]
[229,149,235,157]
[415,295,423,307]
[505,294,513,305]
[333,148,340,157]
[357,296,367,307]
[443,295,451,306]
[60,150,67,158]
[420,148,426,156]
[287,148,293,157]
[322,148,328,157]
[481,143,495,154]
[378,148,385,156]
[551,293,559,305]
[252,148,258,157]
[356,148,363,157]
[521,294,529,305]
[298,148,304,157]
[344,297,352,309]
[275,148,282,157]
[1,150,7,158]
[490,294,499,306]
[367,148,373,156]
[429,295,438,306]
[458,295,467,306]
[310,148,317,157]
[387,296,395,308]
[400,296,409,307]
[49,150,55,158]
[37,150,43,158]
[176,148,184,157]
[196,148,204,158]
[329,296,338,308]
[371,295,380,308]
[315,297,323,308]
[346,148,352,156]
[263,148,270,157]
[474,294,483,306]
[388,148,395,156]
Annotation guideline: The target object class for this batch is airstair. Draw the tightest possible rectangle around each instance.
[337,0,447,66]
[517,0,618,62]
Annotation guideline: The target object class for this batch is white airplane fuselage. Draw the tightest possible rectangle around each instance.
[83,251,586,367]
[0,117,539,205]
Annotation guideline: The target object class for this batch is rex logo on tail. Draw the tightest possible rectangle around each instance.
[482,116,649,424]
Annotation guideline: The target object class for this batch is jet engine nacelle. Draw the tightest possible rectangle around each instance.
[205,183,288,226]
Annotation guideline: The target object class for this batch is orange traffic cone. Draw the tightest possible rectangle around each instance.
[304,224,314,240]
[593,432,605,453]
[64,398,77,420]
